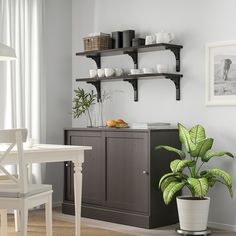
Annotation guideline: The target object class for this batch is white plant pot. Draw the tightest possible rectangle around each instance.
[176,196,210,231]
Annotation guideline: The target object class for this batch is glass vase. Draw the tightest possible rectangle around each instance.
[86,109,93,127]
[97,101,105,127]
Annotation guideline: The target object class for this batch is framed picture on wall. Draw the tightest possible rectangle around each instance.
[206,40,236,106]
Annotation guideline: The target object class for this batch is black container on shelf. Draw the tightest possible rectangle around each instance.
[122,30,135,47]
[112,31,123,48]
[132,38,145,47]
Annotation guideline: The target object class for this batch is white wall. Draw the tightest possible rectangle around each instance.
[44,0,72,204]
[72,0,96,126]
[72,0,236,229]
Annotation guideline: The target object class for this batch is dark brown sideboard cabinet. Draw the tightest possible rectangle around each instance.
[62,127,181,228]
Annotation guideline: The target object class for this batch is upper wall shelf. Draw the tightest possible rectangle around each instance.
[76,43,183,72]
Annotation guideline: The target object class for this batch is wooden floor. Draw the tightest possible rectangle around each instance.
[5,210,134,236]
[53,209,236,236]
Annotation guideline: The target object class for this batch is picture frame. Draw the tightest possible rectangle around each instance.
[206,40,236,106]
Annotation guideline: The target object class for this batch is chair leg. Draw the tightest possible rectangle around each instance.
[45,194,52,236]
[20,207,28,236]
[14,210,20,232]
[0,209,8,236]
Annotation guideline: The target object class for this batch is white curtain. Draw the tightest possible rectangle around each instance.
[0,0,44,183]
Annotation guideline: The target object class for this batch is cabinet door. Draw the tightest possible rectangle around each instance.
[67,131,104,205]
[105,132,149,214]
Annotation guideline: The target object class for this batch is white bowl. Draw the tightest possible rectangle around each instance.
[89,69,97,78]
[156,32,174,43]
[98,69,105,77]
[105,68,115,77]
[130,69,143,75]
[142,68,154,74]
[145,35,156,45]
[115,68,124,76]
[157,64,169,73]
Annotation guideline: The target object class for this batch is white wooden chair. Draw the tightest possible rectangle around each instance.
[0,129,53,236]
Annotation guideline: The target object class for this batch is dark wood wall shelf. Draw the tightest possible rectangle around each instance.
[76,43,182,71]
[76,73,183,102]
[76,43,183,102]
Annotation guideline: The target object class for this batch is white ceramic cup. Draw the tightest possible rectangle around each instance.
[142,68,154,74]
[97,69,105,77]
[105,68,115,77]
[89,69,97,78]
[115,68,124,76]
[157,64,169,73]
[130,69,143,75]
[145,35,156,45]
[25,138,36,148]
[156,32,174,43]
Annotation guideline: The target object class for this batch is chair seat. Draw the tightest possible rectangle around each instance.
[0,174,18,181]
[0,184,52,198]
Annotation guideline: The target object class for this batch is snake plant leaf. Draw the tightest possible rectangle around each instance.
[189,125,206,144]
[190,138,214,158]
[155,145,186,159]
[163,182,185,205]
[170,160,196,173]
[178,123,196,153]
[207,169,233,197]
[187,177,209,198]
[202,151,234,162]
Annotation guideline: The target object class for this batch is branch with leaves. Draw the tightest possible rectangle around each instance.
[156,123,234,205]
[72,88,96,126]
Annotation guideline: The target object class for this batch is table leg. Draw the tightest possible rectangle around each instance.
[73,161,83,236]
[0,209,8,236]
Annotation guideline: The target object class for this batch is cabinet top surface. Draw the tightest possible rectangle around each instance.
[64,126,178,132]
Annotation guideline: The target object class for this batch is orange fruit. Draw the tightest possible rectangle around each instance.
[106,119,117,127]
[116,123,129,128]
[116,119,125,124]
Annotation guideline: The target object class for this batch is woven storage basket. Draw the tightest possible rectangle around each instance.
[83,35,112,51]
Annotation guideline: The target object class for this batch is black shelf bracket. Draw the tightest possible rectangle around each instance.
[167,76,180,100]
[87,80,101,102]
[124,51,138,69]
[124,78,138,102]
[87,55,101,69]
[166,47,181,72]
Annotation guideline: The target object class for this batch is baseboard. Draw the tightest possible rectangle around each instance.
[53,201,62,208]
[208,221,236,231]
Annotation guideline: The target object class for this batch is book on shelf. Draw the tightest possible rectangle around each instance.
[130,122,170,129]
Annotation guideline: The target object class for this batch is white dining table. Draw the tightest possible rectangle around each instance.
[0,143,92,236]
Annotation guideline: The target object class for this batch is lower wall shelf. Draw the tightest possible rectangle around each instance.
[76,73,183,102]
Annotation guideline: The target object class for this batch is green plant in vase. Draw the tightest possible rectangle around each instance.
[72,88,96,127]
[156,123,234,231]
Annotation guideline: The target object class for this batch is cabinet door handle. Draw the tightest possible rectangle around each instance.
[142,170,149,175]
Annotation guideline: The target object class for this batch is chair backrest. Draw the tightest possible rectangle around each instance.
[0,129,28,193]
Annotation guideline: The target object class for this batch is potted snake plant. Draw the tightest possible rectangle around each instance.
[156,123,234,231]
